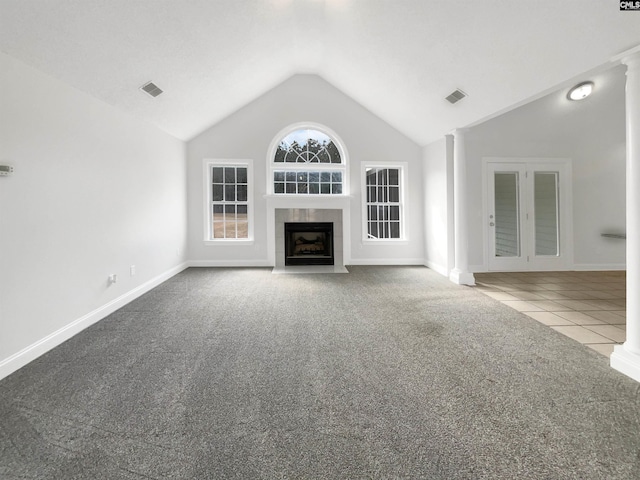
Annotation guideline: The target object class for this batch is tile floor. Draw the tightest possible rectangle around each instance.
[473,271,626,357]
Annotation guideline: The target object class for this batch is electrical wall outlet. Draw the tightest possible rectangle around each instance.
[130,265,136,276]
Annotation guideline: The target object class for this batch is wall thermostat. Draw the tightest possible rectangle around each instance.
[0,165,14,176]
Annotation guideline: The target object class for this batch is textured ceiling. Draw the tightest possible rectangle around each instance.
[1,0,639,145]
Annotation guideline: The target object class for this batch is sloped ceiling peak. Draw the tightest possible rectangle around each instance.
[1,0,639,145]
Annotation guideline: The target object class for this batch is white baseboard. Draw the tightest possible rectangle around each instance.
[573,263,626,271]
[611,345,640,384]
[0,262,189,381]
[348,258,425,266]
[424,260,449,277]
[469,264,486,273]
[189,258,428,268]
[190,259,431,268]
[188,259,273,267]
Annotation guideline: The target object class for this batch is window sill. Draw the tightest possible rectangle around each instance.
[204,239,254,246]
[362,239,409,246]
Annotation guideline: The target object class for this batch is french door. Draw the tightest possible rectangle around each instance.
[486,160,571,271]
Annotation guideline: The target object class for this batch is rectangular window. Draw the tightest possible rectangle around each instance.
[364,166,404,240]
[273,170,343,195]
[206,160,252,241]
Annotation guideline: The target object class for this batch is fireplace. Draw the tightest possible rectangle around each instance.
[284,222,334,266]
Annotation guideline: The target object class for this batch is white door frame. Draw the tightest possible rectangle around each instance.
[482,158,574,272]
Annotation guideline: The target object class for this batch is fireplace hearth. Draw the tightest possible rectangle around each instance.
[285,222,334,266]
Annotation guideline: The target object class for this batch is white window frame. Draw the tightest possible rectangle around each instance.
[203,159,254,244]
[266,122,349,196]
[361,162,407,243]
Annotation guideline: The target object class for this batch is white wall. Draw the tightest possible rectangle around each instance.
[187,74,424,265]
[0,53,188,378]
[422,137,453,276]
[464,65,627,271]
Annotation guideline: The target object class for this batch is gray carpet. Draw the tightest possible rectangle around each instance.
[1,266,639,479]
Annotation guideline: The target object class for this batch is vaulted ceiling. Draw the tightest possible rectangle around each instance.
[1,0,639,146]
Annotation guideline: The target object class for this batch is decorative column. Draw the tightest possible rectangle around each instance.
[611,46,640,383]
[446,134,456,275]
[449,128,475,286]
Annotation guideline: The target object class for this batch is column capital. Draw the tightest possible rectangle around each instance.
[612,44,640,67]
[451,127,469,137]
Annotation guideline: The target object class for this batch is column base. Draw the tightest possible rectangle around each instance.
[449,268,476,286]
[611,344,640,383]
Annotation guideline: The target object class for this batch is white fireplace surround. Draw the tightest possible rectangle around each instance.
[265,195,351,269]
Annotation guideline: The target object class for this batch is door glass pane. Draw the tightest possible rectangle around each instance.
[534,172,559,256]
[494,173,520,257]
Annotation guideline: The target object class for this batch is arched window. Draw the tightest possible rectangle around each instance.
[269,125,347,195]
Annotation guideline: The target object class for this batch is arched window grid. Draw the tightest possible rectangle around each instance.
[268,124,348,196]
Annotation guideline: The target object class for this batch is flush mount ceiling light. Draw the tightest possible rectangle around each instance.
[567,81,594,101]
[140,81,163,97]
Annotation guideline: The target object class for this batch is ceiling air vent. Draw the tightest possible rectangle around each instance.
[445,89,467,104]
[140,81,163,97]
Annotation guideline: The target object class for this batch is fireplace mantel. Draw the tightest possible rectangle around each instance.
[264,194,352,210]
